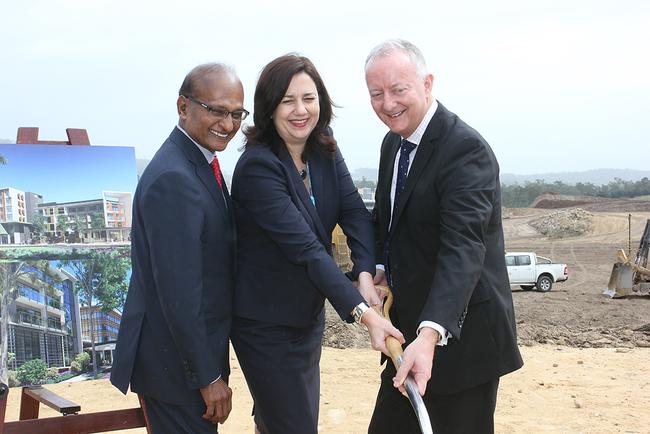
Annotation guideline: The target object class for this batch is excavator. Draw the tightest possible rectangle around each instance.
[605,219,650,298]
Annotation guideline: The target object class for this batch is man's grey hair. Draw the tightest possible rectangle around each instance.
[365,39,428,79]
[179,63,238,97]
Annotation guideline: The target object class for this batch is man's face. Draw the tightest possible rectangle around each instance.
[178,73,245,153]
[365,51,433,138]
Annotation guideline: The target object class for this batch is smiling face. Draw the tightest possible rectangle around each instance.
[177,71,245,153]
[272,72,320,148]
[365,50,433,138]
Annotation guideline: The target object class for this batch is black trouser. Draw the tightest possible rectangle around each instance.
[231,315,324,434]
[368,366,500,434]
[143,395,218,434]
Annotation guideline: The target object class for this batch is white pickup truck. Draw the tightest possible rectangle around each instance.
[505,252,568,292]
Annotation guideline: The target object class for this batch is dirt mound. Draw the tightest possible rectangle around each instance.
[580,199,650,212]
[531,192,650,212]
[323,302,370,349]
[529,208,593,238]
[530,192,610,209]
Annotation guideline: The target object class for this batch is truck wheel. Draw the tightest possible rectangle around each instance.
[536,275,553,292]
[520,285,534,291]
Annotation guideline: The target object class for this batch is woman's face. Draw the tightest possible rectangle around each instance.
[273,72,320,148]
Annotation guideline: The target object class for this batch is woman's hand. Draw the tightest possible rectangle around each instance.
[360,308,405,357]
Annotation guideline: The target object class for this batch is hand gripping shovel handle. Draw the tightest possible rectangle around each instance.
[377,285,434,434]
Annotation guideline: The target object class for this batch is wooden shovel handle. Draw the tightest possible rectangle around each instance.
[377,285,405,369]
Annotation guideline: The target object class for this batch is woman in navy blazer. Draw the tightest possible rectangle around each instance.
[230,54,403,434]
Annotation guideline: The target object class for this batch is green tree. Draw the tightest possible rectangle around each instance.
[62,251,129,378]
[90,213,105,230]
[70,351,90,373]
[16,358,48,385]
[29,213,48,244]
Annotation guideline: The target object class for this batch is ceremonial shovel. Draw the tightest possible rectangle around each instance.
[377,285,434,434]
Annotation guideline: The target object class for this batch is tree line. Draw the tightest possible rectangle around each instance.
[353,177,650,208]
[500,178,650,208]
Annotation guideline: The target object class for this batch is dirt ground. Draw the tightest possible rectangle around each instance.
[4,204,650,433]
[3,345,649,433]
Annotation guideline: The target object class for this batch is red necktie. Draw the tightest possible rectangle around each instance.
[211,156,223,189]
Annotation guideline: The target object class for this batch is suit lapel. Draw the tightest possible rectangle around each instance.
[379,135,400,237]
[170,128,228,218]
[308,156,327,225]
[389,106,446,237]
[278,147,330,246]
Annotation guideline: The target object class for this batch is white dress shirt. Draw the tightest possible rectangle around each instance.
[177,124,228,207]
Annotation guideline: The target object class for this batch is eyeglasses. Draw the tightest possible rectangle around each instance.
[182,95,249,121]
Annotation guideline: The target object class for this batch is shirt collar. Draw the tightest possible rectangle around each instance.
[176,124,216,164]
[404,99,438,146]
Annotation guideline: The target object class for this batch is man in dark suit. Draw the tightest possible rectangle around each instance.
[364,40,523,434]
[111,63,248,433]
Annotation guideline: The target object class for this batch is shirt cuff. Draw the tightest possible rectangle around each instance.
[417,321,450,346]
[376,264,385,271]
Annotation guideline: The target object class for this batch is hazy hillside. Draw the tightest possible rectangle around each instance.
[0,138,14,144]
[352,167,650,186]
[500,169,650,185]
[351,168,378,181]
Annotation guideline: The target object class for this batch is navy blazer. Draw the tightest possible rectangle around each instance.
[111,127,235,406]
[231,143,372,327]
[374,103,523,393]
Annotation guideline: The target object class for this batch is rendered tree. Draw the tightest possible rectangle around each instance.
[62,251,129,378]
[29,213,48,244]
[0,261,58,385]
[91,213,105,230]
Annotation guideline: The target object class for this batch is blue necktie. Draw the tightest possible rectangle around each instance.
[393,139,416,218]
[385,139,417,288]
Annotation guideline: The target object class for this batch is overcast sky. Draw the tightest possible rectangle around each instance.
[1,0,648,179]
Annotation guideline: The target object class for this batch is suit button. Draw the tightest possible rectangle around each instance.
[458,307,468,328]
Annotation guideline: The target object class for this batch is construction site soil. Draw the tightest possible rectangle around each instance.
[323,196,650,350]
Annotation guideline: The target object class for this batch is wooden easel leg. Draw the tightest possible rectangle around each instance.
[18,387,39,420]
[0,383,9,434]
[137,393,152,434]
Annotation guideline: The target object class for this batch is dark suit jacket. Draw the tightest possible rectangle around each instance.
[374,103,523,394]
[231,144,371,327]
[111,127,235,406]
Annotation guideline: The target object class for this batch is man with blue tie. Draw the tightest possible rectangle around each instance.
[365,40,523,434]
[111,63,248,433]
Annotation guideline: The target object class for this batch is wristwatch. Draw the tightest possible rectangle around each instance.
[352,302,370,324]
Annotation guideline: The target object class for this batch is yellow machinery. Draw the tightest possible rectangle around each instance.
[605,219,650,297]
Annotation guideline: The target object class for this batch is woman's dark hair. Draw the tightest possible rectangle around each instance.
[244,54,336,160]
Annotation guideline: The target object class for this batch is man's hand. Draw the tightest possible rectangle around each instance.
[373,268,388,287]
[393,328,439,396]
[361,308,405,357]
[200,378,232,424]
[357,271,384,311]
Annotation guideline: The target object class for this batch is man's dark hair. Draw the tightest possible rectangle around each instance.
[244,54,336,160]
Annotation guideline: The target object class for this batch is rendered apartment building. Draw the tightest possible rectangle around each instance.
[5,263,83,369]
[80,307,122,365]
[0,187,31,244]
[38,191,132,243]
[80,307,121,344]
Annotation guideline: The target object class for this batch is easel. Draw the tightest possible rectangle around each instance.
[0,382,150,433]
